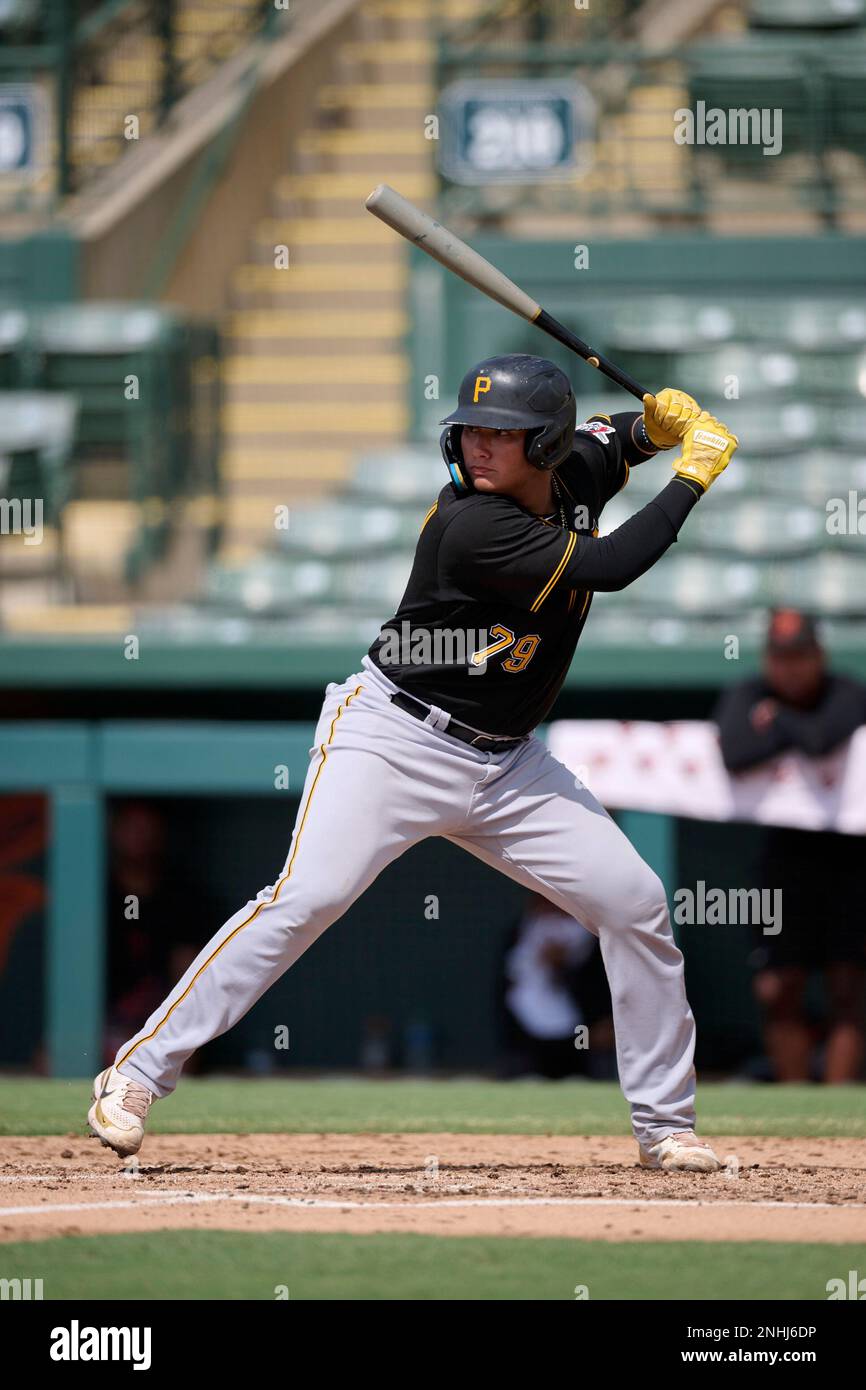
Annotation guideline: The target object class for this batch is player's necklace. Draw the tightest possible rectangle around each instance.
[551,472,569,530]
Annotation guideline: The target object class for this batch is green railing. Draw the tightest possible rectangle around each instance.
[436,0,644,48]
[435,31,866,228]
[0,0,288,211]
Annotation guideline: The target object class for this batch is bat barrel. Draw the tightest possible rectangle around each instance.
[366,183,541,322]
[366,185,649,402]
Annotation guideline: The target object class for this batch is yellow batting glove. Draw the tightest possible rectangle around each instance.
[672,413,739,494]
[642,387,704,449]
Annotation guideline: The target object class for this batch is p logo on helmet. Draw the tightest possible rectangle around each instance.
[439,353,576,492]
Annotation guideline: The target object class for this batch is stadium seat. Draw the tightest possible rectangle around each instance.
[333,554,416,614]
[770,300,866,351]
[27,303,220,581]
[705,400,819,454]
[33,303,174,355]
[831,401,866,448]
[31,302,182,490]
[0,390,78,527]
[595,494,639,533]
[827,57,866,158]
[748,0,866,29]
[628,451,767,500]
[606,298,739,353]
[618,462,665,500]
[275,499,426,559]
[573,395,637,428]
[756,449,866,503]
[0,309,29,387]
[583,603,766,650]
[30,304,177,545]
[281,610,383,645]
[0,0,40,30]
[681,496,823,558]
[204,554,339,616]
[619,553,768,617]
[610,298,866,359]
[673,346,803,404]
[820,617,866,648]
[686,52,813,165]
[350,447,446,505]
[769,552,866,615]
[807,350,866,399]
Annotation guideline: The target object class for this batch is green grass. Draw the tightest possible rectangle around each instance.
[0,1231,862,1300]
[1,1076,865,1138]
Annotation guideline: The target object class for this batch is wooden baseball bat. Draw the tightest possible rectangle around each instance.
[365,183,649,402]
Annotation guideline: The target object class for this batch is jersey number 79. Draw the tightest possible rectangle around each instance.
[470,624,541,673]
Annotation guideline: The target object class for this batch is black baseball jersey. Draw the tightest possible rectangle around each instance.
[366,411,700,737]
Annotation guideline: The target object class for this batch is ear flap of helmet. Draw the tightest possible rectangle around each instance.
[440,424,473,493]
[525,409,576,472]
[524,426,545,468]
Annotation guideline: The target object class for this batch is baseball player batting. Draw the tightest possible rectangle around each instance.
[88,357,738,1173]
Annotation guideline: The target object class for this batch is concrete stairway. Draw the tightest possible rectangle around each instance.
[220,0,484,557]
[69,0,263,186]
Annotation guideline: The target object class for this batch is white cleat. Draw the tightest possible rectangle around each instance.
[87,1066,154,1157]
[638,1129,723,1172]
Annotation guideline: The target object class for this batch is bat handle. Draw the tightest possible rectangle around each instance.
[587,354,649,403]
[534,309,649,402]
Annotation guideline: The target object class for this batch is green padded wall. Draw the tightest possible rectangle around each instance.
[0,230,80,306]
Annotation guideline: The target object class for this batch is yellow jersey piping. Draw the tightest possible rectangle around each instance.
[116,684,365,1070]
[531,531,576,612]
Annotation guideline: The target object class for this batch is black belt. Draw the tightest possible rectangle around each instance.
[388,689,527,753]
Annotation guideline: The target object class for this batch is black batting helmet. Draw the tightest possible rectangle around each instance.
[439,354,576,492]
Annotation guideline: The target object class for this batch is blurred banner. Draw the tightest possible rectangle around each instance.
[547,721,866,834]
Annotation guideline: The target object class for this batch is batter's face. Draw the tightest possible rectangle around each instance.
[461,426,532,492]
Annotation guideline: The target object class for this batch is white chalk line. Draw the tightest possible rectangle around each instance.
[0,1173,122,1183]
[0,1172,248,1183]
[0,1193,232,1216]
[2,1192,866,1219]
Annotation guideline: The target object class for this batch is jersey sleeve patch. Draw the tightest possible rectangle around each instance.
[576,420,616,445]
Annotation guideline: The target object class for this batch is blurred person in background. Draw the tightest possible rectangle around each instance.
[714,609,866,1083]
[104,801,204,1069]
[0,795,46,1071]
[500,891,616,1080]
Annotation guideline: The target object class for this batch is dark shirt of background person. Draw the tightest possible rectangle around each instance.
[713,609,866,1084]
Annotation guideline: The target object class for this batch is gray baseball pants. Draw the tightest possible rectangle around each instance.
[115,656,697,1147]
